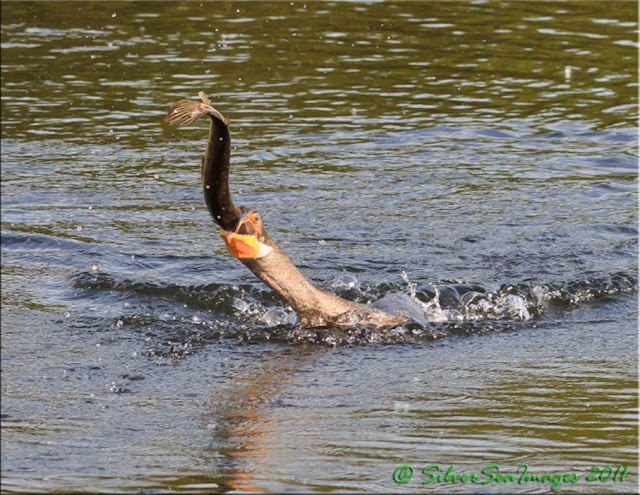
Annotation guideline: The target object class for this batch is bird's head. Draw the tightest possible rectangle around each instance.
[220,209,273,260]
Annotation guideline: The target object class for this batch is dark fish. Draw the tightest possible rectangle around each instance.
[165,91,238,231]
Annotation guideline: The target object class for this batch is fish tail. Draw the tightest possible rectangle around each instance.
[164,91,228,127]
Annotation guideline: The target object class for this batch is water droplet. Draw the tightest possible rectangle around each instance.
[205,184,210,189]
[442,309,464,322]
[564,65,572,81]
[233,299,250,314]
[332,273,358,290]
[262,308,289,326]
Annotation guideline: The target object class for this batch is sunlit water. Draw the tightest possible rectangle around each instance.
[1,2,637,493]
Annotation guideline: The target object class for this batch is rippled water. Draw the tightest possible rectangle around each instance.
[1,2,638,493]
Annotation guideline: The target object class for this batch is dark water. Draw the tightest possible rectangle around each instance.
[1,1,638,493]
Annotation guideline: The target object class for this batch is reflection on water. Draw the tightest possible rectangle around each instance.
[205,349,319,492]
[1,1,637,493]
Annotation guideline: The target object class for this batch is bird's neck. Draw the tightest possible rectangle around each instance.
[242,240,357,326]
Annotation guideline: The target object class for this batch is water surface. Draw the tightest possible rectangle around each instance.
[1,1,637,493]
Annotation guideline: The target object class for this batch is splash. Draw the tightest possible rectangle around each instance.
[69,270,636,349]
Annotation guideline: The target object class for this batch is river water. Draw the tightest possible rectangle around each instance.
[1,2,637,493]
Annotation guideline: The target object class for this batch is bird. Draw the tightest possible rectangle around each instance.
[165,92,406,328]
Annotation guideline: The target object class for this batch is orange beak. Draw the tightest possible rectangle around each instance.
[221,231,273,260]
